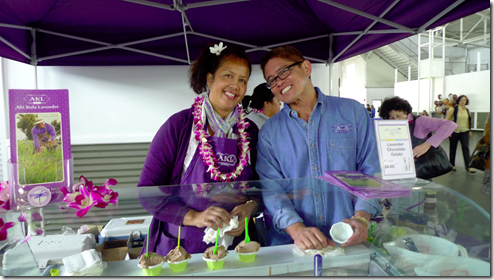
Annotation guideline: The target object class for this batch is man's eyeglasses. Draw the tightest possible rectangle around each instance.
[266,61,304,89]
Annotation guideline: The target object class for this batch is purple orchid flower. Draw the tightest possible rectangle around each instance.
[0,218,15,241]
[18,212,26,222]
[0,181,10,212]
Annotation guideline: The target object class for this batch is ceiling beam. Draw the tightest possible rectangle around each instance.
[122,0,175,10]
[318,0,415,33]
[418,0,465,32]
[332,0,401,62]
[0,35,30,59]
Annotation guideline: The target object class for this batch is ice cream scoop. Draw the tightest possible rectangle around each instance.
[203,245,227,260]
[166,246,191,263]
[138,252,165,269]
[235,240,260,254]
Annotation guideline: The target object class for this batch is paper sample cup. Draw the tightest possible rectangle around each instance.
[168,258,189,272]
[141,262,164,276]
[237,251,257,263]
[203,256,226,270]
[330,222,353,244]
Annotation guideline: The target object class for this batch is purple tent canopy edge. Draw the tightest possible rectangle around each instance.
[0,0,489,66]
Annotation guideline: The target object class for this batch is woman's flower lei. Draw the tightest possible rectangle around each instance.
[209,42,227,56]
[192,95,250,182]
[251,108,263,114]
[61,175,119,218]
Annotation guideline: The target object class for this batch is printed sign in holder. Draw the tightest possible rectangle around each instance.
[374,119,416,180]
[7,155,74,211]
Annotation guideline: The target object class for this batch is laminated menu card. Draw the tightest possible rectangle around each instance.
[8,89,72,208]
[318,171,411,199]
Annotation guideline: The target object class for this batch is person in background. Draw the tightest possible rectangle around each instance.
[137,42,260,255]
[379,96,457,179]
[422,110,429,117]
[445,95,476,173]
[481,113,490,195]
[370,105,376,118]
[32,118,58,154]
[241,82,282,129]
[257,45,381,250]
[436,99,448,118]
[366,104,371,115]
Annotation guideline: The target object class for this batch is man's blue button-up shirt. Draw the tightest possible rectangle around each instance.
[256,88,381,244]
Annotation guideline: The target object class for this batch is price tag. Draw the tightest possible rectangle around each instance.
[374,119,416,180]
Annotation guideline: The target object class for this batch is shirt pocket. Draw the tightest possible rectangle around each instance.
[327,138,356,151]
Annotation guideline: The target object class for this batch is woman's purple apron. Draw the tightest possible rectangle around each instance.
[142,127,254,256]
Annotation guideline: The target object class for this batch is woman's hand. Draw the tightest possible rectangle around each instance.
[183,206,232,230]
[469,131,473,139]
[225,201,257,237]
[413,142,432,158]
[340,218,368,247]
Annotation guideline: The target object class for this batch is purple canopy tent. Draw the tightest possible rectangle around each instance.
[0,0,489,66]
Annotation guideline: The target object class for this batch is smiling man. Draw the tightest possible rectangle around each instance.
[256,46,381,250]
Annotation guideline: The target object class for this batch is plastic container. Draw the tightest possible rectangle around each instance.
[414,256,490,276]
[203,256,226,270]
[330,222,353,244]
[141,262,163,276]
[98,216,152,244]
[167,259,189,272]
[383,234,468,268]
[238,252,257,262]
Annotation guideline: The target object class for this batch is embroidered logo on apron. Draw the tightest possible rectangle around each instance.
[216,152,237,167]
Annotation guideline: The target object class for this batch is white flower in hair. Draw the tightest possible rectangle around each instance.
[209,42,227,56]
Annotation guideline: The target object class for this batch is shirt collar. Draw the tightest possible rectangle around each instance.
[282,87,324,118]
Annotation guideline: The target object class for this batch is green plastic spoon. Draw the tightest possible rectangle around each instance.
[146,227,149,258]
[177,226,181,250]
[244,217,250,243]
[213,228,220,255]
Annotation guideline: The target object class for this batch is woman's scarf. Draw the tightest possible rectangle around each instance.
[203,94,239,138]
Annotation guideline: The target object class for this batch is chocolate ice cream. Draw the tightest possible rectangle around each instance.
[166,246,191,263]
[235,241,260,254]
[138,252,165,269]
[203,245,228,260]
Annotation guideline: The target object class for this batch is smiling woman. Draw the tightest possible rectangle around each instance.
[136,42,261,257]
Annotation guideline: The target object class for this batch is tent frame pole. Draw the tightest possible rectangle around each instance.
[318,0,415,33]
[417,0,465,32]
[332,0,402,62]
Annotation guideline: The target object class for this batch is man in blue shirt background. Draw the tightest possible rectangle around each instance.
[257,46,381,250]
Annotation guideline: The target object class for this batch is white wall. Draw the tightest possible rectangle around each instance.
[339,56,366,103]
[1,59,331,146]
[366,52,407,87]
[394,70,490,113]
[366,88,394,106]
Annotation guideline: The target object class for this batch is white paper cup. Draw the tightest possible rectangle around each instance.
[330,222,353,244]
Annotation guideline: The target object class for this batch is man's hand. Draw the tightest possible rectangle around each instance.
[286,223,334,250]
[340,218,368,247]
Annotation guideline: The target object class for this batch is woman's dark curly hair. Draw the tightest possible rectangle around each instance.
[379,96,413,119]
[189,43,252,94]
[456,95,469,105]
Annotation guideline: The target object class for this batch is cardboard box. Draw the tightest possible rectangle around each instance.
[97,234,143,261]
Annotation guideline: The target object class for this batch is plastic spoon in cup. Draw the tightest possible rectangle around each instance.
[213,228,219,255]
[146,227,149,258]
[177,226,181,251]
[244,217,250,243]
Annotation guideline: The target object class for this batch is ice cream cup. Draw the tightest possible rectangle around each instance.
[168,258,189,272]
[141,262,163,276]
[237,251,257,263]
[203,256,226,270]
[330,222,353,244]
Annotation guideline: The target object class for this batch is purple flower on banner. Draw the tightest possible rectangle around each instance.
[0,181,10,212]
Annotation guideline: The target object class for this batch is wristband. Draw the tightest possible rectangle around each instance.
[351,216,370,230]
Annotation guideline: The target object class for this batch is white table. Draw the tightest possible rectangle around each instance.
[102,244,371,276]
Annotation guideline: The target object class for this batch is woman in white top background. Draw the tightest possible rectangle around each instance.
[445,95,476,173]
[242,82,282,130]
